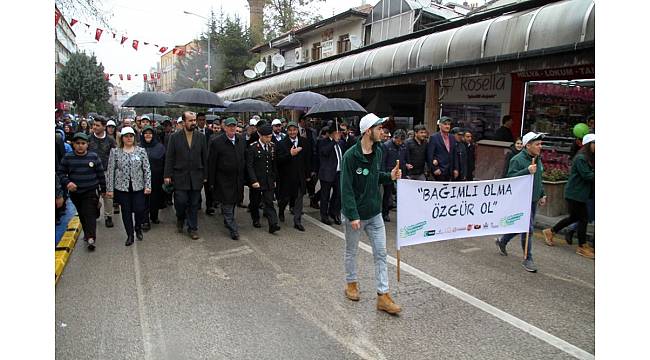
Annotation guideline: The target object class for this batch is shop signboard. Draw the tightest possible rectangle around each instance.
[321,40,334,57]
[442,74,511,104]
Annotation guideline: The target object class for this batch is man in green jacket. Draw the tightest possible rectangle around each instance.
[341,113,402,315]
[495,132,547,273]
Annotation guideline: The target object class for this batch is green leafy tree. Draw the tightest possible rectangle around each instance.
[174,11,253,93]
[56,52,110,116]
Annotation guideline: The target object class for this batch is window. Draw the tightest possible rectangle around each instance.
[312,42,321,61]
[337,34,351,54]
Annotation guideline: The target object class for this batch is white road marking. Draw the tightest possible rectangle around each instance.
[303,214,594,360]
[460,247,482,253]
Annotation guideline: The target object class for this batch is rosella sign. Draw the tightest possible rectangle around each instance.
[442,74,512,103]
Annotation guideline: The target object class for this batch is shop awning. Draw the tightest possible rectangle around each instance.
[218,0,594,101]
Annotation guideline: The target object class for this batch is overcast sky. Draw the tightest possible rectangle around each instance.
[71,0,385,93]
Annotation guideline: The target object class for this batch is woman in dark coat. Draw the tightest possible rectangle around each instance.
[501,137,523,178]
[141,125,166,230]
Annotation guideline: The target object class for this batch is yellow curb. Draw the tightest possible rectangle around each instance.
[55,215,82,284]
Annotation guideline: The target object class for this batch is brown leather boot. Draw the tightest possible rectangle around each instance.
[377,293,401,315]
[345,282,360,301]
[576,244,595,259]
[542,228,555,246]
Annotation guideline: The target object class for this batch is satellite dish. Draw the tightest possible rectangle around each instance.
[254,61,267,74]
[272,54,285,68]
[349,35,362,49]
[244,70,257,79]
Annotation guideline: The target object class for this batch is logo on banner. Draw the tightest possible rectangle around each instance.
[500,213,524,227]
[399,221,427,238]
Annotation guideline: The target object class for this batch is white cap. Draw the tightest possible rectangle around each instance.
[271,119,282,126]
[106,120,116,127]
[141,115,150,120]
[252,115,261,120]
[582,133,595,145]
[359,113,388,134]
[522,132,545,146]
[249,118,258,126]
[177,117,183,124]
[120,126,136,137]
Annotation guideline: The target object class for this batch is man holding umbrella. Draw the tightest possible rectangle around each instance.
[318,125,343,225]
[208,118,247,240]
[276,121,311,231]
[164,111,208,240]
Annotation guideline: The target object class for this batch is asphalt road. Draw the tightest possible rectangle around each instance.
[56,193,594,360]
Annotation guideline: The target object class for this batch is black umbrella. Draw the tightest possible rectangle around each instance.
[122,92,172,108]
[207,101,233,113]
[305,98,367,118]
[225,99,276,113]
[141,113,170,122]
[276,91,328,110]
[122,92,176,124]
[167,88,225,107]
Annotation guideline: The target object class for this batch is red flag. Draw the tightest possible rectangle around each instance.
[143,74,148,81]
[159,47,168,53]
[95,28,103,41]
[104,73,109,81]
[121,36,128,45]
[55,8,62,27]
[177,49,185,56]
[119,74,124,80]
[132,40,139,50]
[172,48,178,55]
[127,74,131,80]
[157,73,161,79]
[70,19,78,27]
[150,73,155,80]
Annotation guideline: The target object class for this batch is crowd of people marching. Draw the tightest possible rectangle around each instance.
[55,109,594,281]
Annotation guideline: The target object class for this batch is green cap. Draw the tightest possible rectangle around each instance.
[142,125,155,133]
[223,117,237,126]
[72,132,89,141]
[287,121,298,128]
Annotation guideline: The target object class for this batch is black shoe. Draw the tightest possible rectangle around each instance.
[294,224,305,232]
[151,218,160,224]
[230,232,240,240]
[206,208,215,216]
[495,239,508,256]
[253,220,262,228]
[125,235,134,246]
[279,213,285,222]
[382,215,390,222]
[141,222,151,232]
[176,219,184,233]
[87,238,96,251]
[333,216,342,225]
[269,224,280,234]
[321,217,332,225]
[565,230,575,245]
[136,229,143,241]
[114,206,120,214]
[105,216,114,228]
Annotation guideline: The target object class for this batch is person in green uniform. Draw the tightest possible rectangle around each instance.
[542,134,595,259]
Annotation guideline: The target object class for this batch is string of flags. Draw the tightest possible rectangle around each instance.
[55,8,201,57]
[104,73,162,81]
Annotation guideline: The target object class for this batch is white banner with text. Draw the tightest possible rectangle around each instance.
[396,176,533,249]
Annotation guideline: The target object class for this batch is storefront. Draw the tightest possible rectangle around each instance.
[439,73,512,141]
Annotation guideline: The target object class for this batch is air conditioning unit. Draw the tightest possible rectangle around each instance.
[295,47,304,64]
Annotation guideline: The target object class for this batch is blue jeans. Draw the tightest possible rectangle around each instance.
[500,201,536,260]
[174,190,201,231]
[343,213,389,294]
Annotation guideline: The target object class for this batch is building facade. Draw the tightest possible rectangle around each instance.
[55,8,78,75]
[159,41,199,93]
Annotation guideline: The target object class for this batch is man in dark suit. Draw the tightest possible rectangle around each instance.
[208,117,247,240]
[318,126,343,225]
[451,127,468,181]
[298,116,319,209]
[164,111,208,240]
[276,121,311,231]
[196,112,215,215]
[246,125,281,234]
[493,115,515,143]
[338,122,356,154]
[426,116,459,181]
